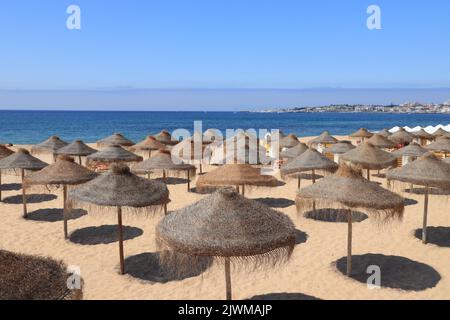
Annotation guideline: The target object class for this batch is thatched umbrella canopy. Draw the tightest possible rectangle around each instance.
[203,129,223,144]
[196,164,279,195]
[308,131,338,146]
[0,149,48,215]
[432,127,449,137]
[31,136,68,162]
[366,133,396,149]
[389,128,414,146]
[350,128,373,142]
[69,164,169,274]
[132,149,196,191]
[156,188,296,300]
[386,153,450,243]
[55,140,97,164]
[392,143,428,158]
[171,133,210,173]
[86,145,143,171]
[413,129,434,141]
[0,145,15,201]
[323,141,355,155]
[279,134,300,149]
[341,142,397,180]
[24,156,98,238]
[378,129,392,138]
[280,142,308,159]
[296,164,404,275]
[153,130,178,146]
[0,250,83,300]
[130,136,166,158]
[425,136,450,154]
[280,148,338,188]
[96,133,134,148]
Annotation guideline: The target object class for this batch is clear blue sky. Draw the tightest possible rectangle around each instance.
[1,0,450,109]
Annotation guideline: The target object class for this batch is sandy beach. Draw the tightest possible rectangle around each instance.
[0,136,449,300]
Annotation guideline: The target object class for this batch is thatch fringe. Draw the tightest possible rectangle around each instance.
[67,199,168,217]
[295,195,404,223]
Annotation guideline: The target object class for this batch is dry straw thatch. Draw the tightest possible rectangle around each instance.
[280,142,308,159]
[323,141,355,154]
[96,133,134,147]
[69,164,170,274]
[386,153,450,243]
[280,148,338,177]
[366,133,396,149]
[153,130,178,146]
[350,128,373,139]
[425,136,450,153]
[392,143,428,158]
[55,140,97,157]
[130,136,166,157]
[389,128,414,145]
[432,127,449,137]
[0,249,83,300]
[24,156,98,238]
[31,136,68,161]
[341,142,397,171]
[378,129,392,137]
[279,134,300,149]
[196,164,279,195]
[0,145,14,159]
[296,164,404,276]
[87,145,143,164]
[308,131,338,146]
[156,188,296,300]
[413,129,434,140]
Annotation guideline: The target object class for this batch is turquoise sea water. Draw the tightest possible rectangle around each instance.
[1,110,450,144]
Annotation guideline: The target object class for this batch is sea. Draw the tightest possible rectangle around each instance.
[1,110,450,145]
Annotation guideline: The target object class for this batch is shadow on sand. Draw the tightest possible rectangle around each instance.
[403,198,418,206]
[405,187,450,195]
[155,177,189,185]
[124,252,212,283]
[304,208,368,223]
[414,227,450,248]
[294,229,308,245]
[2,194,57,204]
[247,292,320,300]
[335,253,441,291]
[254,197,295,208]
[0,183,22,191]
[26,208,87,222]
[69,225,143,245]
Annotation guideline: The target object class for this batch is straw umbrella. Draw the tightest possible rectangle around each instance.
[280,142,308,160]
[366,133,396,149]
[296,164,404,275]
[308,131,338,147]
[432,127,449,137]
[392,143,428,163]
[86,145,143,171]
[323,141,355,163]
[31,136,68,162]
[387,153,450,244]
[153,130,178,146]
[341,142,397,180]
[413,129,434,146]
[350,128,373,143]
[280,148,338,188]
[156,188,296,300]
[0,145,14,201]
[279,134,300,149]
[24,156,98,238]
[203,129,223,144]
[389,128,414,146]
[96,133,134,148]
[425,136,450,157]
[378,129,392,138]
[172,133,210,173]
[130,136,166,158]
[69,164,169,274]
[54,140,97,165]
[196,164,279,195]
[132,149,196,192]
[0,149,48,217]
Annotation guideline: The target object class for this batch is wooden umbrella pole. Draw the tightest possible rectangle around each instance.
[347,209,353,276]
[312,169,316,183]
[117,206,125,275]
[242,185,245,196]
[422,186,429,244]
[63,185,69,239]
[148,150,152,159]
[21,169,28,218]
[147,172,151,179]
[164,203,168,215]
[297,176,301,189]
[187,170,191,192]
[53,153,57,163]
[224,257,232,300]
[0,170,2,202]
[163,170,167,182]
[199,163,203,174]
[367,169,370,180]
[235,185,239,193]
[78,156,82,165]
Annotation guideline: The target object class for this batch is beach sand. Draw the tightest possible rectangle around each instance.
[0,136,449,300]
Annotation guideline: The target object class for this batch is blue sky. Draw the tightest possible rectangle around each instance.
[1,0,449,109]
